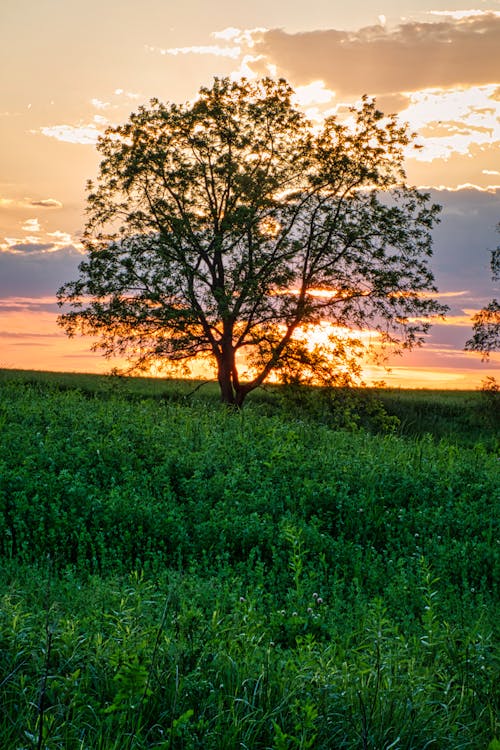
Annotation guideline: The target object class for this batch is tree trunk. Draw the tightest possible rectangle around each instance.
[217,346,238,406]
[218,366,236,405]
[216,345,252,407]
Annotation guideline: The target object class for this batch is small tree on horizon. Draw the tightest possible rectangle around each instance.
[57,77,446,406]
[465,242,500,359]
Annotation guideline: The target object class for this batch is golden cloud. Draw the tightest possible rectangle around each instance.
[246,14,500,97]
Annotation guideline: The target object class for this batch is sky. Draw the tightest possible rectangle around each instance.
[1,0,500,388]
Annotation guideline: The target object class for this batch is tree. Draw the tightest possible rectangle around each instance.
[57,77,446,406]
[465,243,500,359]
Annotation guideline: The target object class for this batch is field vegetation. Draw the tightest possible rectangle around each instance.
[0,369,498,749]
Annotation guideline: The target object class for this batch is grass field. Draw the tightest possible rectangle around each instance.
[0,369,498,749]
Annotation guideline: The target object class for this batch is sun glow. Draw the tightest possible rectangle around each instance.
[2,304,497,389]
[258,216,281,237]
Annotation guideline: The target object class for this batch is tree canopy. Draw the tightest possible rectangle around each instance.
[57,77,447,405]
[465,244,500,359]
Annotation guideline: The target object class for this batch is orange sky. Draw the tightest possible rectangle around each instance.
[1,1,499,388]
[2,302,498,389]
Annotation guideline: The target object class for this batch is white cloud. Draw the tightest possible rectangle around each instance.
[37,123,102,145]
[147,27,266,62]
[114,89,141,100]
[429,9,500,20]
[212,27,243,41]
[1,223,84,256]
[293,81,336,107]
[212,27,266,47]
[427,182,500,193]
[158,43,242,59]
[22,218,41,233]
[400,85,500,162]
[47,230,71,242]
[91,98,110,110]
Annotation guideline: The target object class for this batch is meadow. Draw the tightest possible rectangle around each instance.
[0,369,498,749]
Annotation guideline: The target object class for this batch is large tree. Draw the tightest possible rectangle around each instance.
[58,77,446,406]
[465,244,500,359]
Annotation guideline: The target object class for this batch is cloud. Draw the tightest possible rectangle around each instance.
[36,91,142,146]
[433,290,470,299]
[5,242,55,254]
[1,238,83,256]
[147,27,265,62]
[29,198,63,208]
[1,222,84,256]
[0,296,61,314]
[0,330,61,338]
[36,123,103,145]
[114,89,141,100]
[427,187,500,300]
[244,14,500,97]
[22,218,41,233]
[91,98,111,110]
[0,197,63,210]
[400,85,500,162]
[418,312,482,327]
[0,245,83,297]
[160,18,499,173]
[406,141,500,191]
[293,81,336,106]
[212,27,266,44]
[163,44,242,59]
[47,230,73,243]
[429,9,500,21]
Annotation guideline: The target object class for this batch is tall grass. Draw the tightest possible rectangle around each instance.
[0,371,498,748]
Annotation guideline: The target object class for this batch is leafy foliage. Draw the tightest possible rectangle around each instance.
[465,244,500,358]
[57,77,446,405]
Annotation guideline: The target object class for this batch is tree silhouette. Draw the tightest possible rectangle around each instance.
[465,244,500,359]
[58,78,446,405]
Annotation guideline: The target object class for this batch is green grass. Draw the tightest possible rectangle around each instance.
[376,387,499,447]
[0,370,498,748]
[1,367,498,446]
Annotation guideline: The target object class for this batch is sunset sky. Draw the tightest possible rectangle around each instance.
[1,0,500,387]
